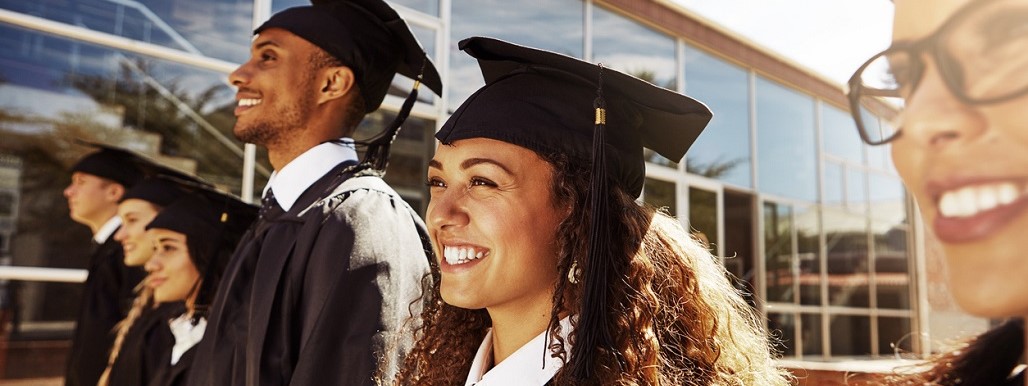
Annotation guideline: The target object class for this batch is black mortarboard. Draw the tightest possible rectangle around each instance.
[74,140,208,185]
[147,189,257,322]
[120,177,188,207]
[70,149,144,188]
[437,37,712,380]
[255,0,444,171]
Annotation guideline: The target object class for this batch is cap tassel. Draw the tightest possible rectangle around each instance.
[361,63,425,172]
[191,202,231,325]
[569,65,622,380]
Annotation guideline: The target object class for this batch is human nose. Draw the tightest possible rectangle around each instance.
[63,183,74,198]
[228,60,251,87]
[144,252,161,273]
[426,186,470,232]
[113,226,126,242]
[899,64,987,148]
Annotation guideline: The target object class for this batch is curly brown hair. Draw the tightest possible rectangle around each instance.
[393,152,790,385]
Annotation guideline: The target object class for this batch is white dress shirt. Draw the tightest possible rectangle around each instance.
[465,317,572,386]
[262,139,359,212]
[93,216,121,244]
[168,314,207,365]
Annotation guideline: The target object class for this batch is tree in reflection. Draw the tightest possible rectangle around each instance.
[65,57,249,188]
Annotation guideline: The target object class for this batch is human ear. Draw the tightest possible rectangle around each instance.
[318,66,356,104]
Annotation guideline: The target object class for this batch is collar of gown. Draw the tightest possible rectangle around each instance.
[168,314,206,365]
[93,215,121,243]
[465,317,572,386]
[262,139,358,212]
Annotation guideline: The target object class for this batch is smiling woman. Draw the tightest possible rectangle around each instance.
[847,0,1028,384]
[394,37,791,386]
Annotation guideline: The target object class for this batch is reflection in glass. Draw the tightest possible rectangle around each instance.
[796,206,821,306]
[869,173,906,223]
[824,161,844,205]
[449,0,583,108]
[1,0,253,63]
[723,191,756,306]
[764,202,793,304]
[822,104,864,164]
[874,222,910,309]
[355,111,435,214]
[801,313,823,356]
[830,314,871,357]
[824,207,870,307]
[689,187,717,253]
[768,312,796,357]
[878,317,914,358]
[756,76,817,202]
[847,168,867,212]
[643,177,676,216]
[684,46,752,187]
[2,281,82,379]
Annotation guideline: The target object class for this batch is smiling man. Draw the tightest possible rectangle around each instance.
[186,1,440,385]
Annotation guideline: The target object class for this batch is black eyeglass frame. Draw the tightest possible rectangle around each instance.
[847,0,1028,145]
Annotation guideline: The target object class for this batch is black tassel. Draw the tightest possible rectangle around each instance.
[569,65,619,381]
[361,68,424,171]
[191,206,230,326]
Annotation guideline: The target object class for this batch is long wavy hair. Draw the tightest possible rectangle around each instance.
[887,319,1024,385]
[393,151,790,385]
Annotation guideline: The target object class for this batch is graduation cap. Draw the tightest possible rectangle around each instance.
[70,148,144,188]
[255,0,444,171]
[146,188,257,322]
[437,37,712,380]
[73,140,207,185]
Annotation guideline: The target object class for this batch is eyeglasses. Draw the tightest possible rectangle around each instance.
[847,0,1028,145]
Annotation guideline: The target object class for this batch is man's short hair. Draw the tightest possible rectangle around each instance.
[309,49,367,134]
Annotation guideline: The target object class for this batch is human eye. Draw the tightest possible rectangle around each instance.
[425,176,446,189]
[260,50,277,62]
[469,177,497,188]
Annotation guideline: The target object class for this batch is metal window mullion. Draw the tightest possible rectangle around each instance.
[583,0,592,62]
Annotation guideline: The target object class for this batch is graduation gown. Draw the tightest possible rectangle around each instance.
[149,339,198,386]
[188,162,432,386]
[65,234,147,386]
[107,302,185,386]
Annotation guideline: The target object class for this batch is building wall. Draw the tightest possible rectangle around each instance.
[0,0,985,382]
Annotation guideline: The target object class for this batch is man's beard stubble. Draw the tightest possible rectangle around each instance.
[233,89,314,147]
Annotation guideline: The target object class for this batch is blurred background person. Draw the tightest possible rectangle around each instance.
[62,148,145,386]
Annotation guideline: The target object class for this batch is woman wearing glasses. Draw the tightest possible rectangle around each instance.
[848,0,1028,384]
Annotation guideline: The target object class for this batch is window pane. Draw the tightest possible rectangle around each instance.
[823,104,864,164]
[3,281,80,380]
[824,207,870,307]
[878,316,914,358]
[768,312,796,358]
[796,206,822,306]
[801,313,823,357]
[355,112,435,215]
[764,202,793,304]
[389,25,437,104]
[869,174,906,223]
[830,314,872,357]
[277,0,440,16]
[449,0,583,108]
[756,77,817,202]
[689,187,717,253]
[643,177,676,216]
[823,161,843,205]
[684,46,752,188]
[2,0,253,63]
[847,168,867,213]
[875,224,910,309]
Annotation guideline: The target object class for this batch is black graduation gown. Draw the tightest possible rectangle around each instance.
[107,302,185,386]
[149,340,198,386]
[187,162,432,386]
[65,232,147,386]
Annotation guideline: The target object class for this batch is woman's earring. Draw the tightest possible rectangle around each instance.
[568,260,582,284]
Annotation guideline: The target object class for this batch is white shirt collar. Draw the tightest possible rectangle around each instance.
[168,314,207,365]
[262,139,358,212]
[465,317,572,386]
[93,216,121,244]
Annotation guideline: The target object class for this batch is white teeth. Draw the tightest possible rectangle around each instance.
[443,245,488,265]
[238,98,262,107]
[938,182,1024,218]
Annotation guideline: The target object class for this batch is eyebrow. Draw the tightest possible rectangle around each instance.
[253,40,279,50]
[428,157,514,176]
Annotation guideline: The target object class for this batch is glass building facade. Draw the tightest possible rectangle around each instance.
[0,0,923,381]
